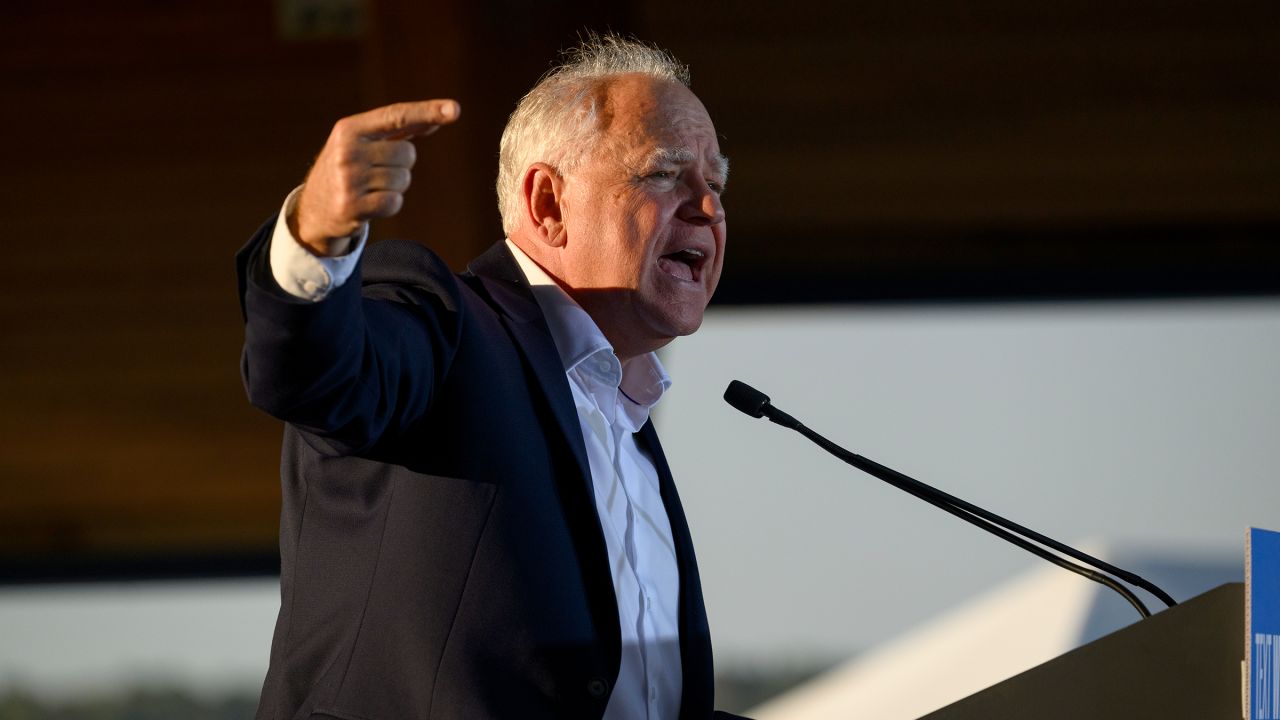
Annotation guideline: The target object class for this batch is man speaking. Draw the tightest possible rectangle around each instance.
[237,35,735,719]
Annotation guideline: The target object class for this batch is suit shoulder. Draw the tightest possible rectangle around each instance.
[361,239,464,311]
[363,239,457,288]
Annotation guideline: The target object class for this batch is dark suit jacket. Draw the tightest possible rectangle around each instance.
[237,220,715,720]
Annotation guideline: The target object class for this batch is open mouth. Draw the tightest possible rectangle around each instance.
[657,247,707,282]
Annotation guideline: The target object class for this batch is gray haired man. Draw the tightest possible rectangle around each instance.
[239,35,742,719]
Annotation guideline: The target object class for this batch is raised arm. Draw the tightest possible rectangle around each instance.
[238,100,463,455]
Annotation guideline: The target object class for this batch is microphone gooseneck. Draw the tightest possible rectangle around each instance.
[723,380,1177,619]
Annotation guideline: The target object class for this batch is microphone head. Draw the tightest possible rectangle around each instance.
[724,380,770,418]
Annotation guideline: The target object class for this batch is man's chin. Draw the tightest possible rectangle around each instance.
[605,297,709,358]
[645,307,707,342]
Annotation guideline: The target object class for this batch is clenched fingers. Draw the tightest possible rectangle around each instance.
[353,191,405,221]
[360,167,413,195]
[362,139,417,169]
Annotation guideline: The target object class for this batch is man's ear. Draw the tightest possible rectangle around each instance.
[520,163,567,248]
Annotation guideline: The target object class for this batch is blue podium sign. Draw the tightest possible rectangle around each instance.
[1249,527,1280,720]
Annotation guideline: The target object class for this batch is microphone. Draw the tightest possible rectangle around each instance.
[723,379,1177,619]
[724,380,800,429]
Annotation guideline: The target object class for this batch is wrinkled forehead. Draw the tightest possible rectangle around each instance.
[595,75,722,164]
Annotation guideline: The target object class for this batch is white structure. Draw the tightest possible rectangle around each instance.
[747,549,1239,719]
[0,579,278,699]
[661,299,1279,665]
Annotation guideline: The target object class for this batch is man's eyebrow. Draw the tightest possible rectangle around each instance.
[642,147,731,180]
[643,147,696,168]
[713,153,730,182]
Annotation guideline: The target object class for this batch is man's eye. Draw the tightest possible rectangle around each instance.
[647,171,675,180]
[707,180,726,195]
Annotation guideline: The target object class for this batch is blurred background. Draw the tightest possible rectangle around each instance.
[2,0,1278,717]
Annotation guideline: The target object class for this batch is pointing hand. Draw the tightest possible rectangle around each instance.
[290,99,460,255]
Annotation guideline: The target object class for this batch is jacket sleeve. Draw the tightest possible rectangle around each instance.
[236,216,462,456]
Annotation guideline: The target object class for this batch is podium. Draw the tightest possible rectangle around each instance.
[920,583,1243,718]
[922,528,1280,719]
[747,529,1277,719]
[919,582,1243,719]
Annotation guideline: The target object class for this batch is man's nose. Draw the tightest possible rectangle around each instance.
[678,178,725,226]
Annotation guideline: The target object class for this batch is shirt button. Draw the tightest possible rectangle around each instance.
[586,678,609,699]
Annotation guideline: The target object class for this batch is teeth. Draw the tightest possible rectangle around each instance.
[682,248,704,257]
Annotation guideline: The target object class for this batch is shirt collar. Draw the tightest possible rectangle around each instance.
[505,240,671,425]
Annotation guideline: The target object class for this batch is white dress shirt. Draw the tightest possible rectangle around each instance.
[267,193,684,719]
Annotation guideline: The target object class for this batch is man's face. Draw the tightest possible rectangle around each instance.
[556,74,727,360]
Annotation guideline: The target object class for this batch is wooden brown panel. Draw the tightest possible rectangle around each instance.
[632,0,1280,281]
[1,1,365,564]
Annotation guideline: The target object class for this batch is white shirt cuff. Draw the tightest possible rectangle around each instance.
[268,186,367,301]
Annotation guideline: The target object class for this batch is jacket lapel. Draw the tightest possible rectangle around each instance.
[466,243,624,678]
[465,243,592,489]
[637,420,715,719]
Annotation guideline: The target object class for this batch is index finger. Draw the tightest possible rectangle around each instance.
[353,99,461,141]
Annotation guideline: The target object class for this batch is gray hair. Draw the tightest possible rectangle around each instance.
[496,34,691,236]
